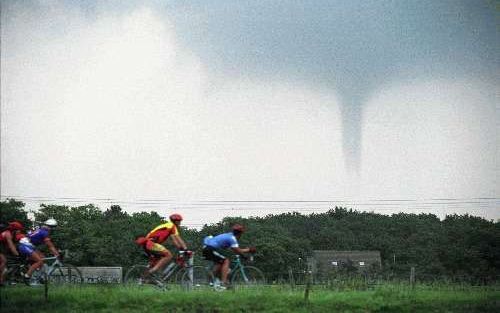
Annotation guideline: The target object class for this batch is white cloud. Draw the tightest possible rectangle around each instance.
[361,78,499,200]
[1,2,345,202]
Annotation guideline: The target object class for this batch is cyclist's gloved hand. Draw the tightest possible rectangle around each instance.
[248,246,257,254]
[57,253,64,260]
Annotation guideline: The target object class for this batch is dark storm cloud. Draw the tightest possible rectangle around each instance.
[167,0,499,172]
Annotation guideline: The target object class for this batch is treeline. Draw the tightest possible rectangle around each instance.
[1,199,498,282]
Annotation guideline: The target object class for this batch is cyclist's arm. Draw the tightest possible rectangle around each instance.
[171,235,188,250]
[4,232,19,256]
[231,247,252,255]
[43,237,60,257]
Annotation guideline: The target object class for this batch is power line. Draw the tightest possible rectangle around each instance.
[2,195,498,204]
[2,195,498,218]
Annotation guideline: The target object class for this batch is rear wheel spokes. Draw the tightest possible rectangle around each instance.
[5,264,25,285]
[124,265,149,285]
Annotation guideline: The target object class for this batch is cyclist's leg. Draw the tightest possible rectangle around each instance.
[28,251,44,277]
[0,253,6,285]
[145,242,172,275]
[202,246,227,286]
[220,259,231,286]
[20,247,43,278]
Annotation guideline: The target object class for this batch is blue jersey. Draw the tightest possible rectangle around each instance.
[27,227,50,246]
[204,232,239,249]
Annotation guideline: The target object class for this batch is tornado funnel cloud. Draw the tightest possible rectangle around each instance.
[340,100,363,175]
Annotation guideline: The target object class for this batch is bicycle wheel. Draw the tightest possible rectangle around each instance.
[124,265,165,289]
[231,266,266,288]
[4,263,25,285]
[124,265,149,285]
[47,264,83,284]
[180,266,211,290]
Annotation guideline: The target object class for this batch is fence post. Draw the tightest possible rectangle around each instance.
[44,269,49,301]
[304,259,314,302]
[288,267,295,289]
[304,270,312,302]
[187,252,194,290]
[410,267,415,289]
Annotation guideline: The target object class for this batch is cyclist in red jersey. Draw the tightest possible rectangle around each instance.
[0,221,23,285]
[135,214,188,277]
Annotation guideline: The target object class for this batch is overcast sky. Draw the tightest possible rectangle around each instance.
[1,1,498,226]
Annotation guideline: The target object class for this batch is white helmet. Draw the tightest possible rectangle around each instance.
[44,218,58,227]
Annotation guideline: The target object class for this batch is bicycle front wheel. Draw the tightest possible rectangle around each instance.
[180,266,211,290]
[231,266,266,288]
[124,265,166,289]
[48,264,83,284]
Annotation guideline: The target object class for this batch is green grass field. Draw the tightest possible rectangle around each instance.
[1,284,499,313]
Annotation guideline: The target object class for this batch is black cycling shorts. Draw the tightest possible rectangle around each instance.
[202,246,226,264]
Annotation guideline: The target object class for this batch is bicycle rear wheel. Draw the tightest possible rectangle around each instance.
[124,265,149,285]
[4,263,25,285]
[231,266,266,288]
[180,265,211,290]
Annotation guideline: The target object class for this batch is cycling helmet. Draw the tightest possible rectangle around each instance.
[8,221,24,231]
[232,224,245,233]
[169,214,183,222]
[44,218,58,227]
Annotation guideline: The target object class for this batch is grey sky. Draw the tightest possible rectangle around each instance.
[167,0,499,172]
[1,1,499,226]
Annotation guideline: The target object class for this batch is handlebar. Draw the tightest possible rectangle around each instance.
[234,253,255,262]
[43,256,59,261]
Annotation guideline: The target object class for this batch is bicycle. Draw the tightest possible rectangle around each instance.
[4,256,28,285]
[201,254,266,291]
[124,250,202,290]
[229,254,265,288]
[5,252,83,286]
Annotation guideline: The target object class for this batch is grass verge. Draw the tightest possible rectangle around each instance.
[1,284,498,313]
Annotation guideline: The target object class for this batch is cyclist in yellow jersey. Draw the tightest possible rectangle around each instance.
[135,214,188,276]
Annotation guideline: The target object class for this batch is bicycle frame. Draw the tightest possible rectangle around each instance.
[42,256,63,276]
[159,259,178,280]
[6,251,82,285]
[145,250,194,284]
[230,255,252,282]
[4,256,58,281]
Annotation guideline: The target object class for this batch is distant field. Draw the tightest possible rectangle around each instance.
[1,284,499,313]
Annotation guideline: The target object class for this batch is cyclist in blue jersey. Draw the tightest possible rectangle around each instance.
[202,224,256,289]
[18,218,61,283]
